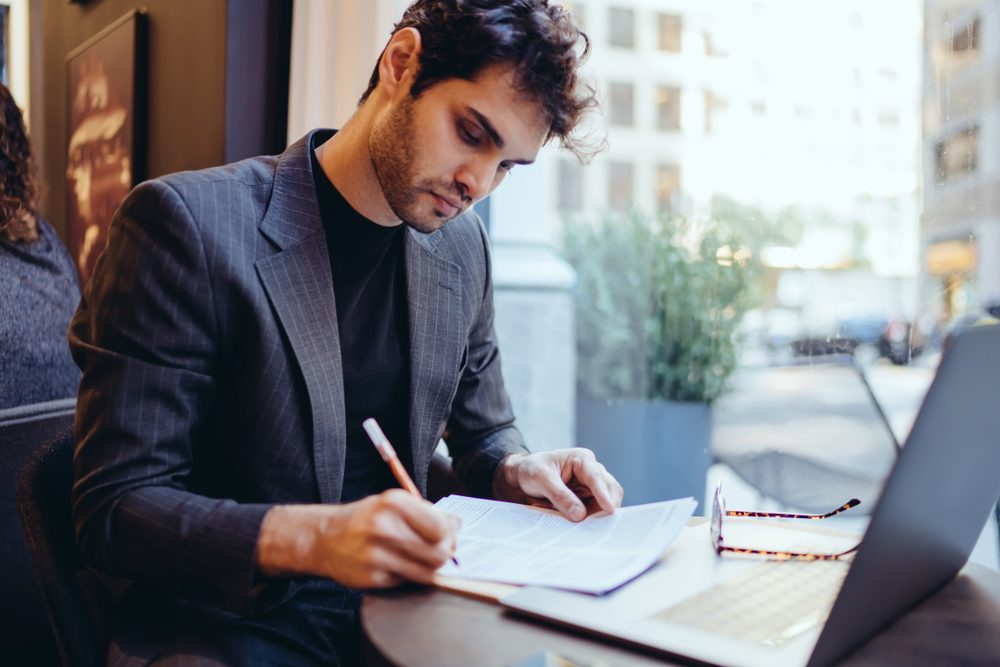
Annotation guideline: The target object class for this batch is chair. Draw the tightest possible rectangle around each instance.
[18,426,108,667]
[14,431,462,667]
[427,446,469,502]
[0,398,75,665]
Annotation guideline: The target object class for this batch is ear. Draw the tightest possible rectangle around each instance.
[378,27,422,100]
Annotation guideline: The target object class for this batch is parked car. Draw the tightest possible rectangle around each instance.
[790,315,885,358]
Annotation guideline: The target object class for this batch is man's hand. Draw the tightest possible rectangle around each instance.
[256,489,460,588]
[492,449,624,521]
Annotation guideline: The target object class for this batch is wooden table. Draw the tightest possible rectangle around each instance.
[363,561,1000,667]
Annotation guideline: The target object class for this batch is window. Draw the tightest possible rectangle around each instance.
[609,82,634,127]
[943,16,981,72]
[558,159,583,211]
[609,7,635,48]
[935,125,979,182]
[608,161,634,211]
[656,165,680,216]
[502,0,956,539]
[656,86,681,131]
[705,93,728,134]
[658,13,682,53]
[950,16,980,54]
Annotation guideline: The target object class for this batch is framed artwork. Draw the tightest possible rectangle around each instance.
[65,9,146,283]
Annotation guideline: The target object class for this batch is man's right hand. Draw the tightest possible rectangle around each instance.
[256,489,460,588]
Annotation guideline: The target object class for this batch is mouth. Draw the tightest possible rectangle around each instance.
[430,192,463,217]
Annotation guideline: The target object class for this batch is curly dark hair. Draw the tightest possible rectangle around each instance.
[0,83,39,243]
[360,0,599,160]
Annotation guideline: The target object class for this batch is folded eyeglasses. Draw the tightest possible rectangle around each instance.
[711,484,861,561]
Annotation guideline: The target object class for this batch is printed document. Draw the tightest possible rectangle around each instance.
[434,495,697,594]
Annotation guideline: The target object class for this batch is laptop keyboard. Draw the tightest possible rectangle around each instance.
[651,560,850,646]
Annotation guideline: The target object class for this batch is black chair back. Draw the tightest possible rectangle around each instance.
[18,426,105,667]
[0,398,75,665]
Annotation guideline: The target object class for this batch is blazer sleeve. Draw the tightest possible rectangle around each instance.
[444,220,529,497]
[69,179,273,614]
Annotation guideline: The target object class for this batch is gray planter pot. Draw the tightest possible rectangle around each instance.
[576,397,713,510]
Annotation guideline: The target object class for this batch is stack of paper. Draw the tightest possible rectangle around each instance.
[434,495,697,594]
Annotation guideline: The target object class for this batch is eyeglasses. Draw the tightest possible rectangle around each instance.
[711,484,861,561]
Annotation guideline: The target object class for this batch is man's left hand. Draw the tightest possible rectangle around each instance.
[492,449,624,521]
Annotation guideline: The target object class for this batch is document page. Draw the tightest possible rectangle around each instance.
[434,495,697,594]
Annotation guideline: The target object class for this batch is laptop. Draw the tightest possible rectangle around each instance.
[501,322,1000,667]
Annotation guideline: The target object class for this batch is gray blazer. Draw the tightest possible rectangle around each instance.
[69,130,527,616]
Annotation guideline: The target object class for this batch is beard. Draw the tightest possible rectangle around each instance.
[369,95,469,234]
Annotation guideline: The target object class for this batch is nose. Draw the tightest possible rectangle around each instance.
[455,158,497,203]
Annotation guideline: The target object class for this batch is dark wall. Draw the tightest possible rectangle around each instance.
[39,0,292,240]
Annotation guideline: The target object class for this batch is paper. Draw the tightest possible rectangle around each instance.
[434,495,697,594]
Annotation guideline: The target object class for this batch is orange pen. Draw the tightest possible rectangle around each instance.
[362,418,459,566]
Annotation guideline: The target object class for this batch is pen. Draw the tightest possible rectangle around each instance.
[362,418,459,567]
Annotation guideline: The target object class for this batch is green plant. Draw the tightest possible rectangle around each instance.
[561,211,756,403]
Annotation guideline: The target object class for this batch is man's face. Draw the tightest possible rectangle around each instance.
[369,63,550,234]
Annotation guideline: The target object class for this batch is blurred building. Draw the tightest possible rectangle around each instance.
[557,0,923,328]
[922,0,1000,321]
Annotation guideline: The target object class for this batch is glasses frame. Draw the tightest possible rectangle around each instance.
[711,484,861,561]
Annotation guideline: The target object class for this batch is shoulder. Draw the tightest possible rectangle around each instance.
[129,154,279,223]
[0,217,79,287]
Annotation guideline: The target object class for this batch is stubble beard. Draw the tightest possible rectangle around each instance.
[369,96,465,234]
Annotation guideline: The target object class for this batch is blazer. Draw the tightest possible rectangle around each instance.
[69,130,528,618]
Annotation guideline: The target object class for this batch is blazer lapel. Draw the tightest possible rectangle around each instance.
[405,229,465,495]
[255,131,345,503]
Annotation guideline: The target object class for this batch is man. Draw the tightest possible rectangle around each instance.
[70,1,621,664]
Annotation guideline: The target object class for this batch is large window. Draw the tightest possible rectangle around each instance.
[507,1,1000,567]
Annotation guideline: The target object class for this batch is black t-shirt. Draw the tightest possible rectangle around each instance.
[310,137,412,502]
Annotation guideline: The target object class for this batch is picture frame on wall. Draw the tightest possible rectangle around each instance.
[65,9,146,283]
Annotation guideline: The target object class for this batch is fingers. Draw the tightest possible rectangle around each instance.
[381,489,460,544]
[513,449,624,521]
[567,452,624,515]
[372,490,460,570]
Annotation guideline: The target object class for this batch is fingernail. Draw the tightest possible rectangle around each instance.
[572,506,586,520]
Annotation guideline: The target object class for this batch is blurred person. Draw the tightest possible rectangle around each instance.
[0,82,80,410]
[69,1,621,665]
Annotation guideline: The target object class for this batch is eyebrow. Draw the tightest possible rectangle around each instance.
[464,106,535,165]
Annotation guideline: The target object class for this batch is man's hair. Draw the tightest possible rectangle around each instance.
[360,0,598,160]
[0,82,39,243]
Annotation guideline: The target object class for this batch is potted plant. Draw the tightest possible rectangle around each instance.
[560,210,755,506]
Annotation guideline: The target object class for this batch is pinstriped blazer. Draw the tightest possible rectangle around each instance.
[68,130,528,617]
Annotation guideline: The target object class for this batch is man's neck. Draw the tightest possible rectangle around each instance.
[315,110,402,228]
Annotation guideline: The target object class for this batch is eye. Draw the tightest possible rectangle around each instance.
[458,120,483,146]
